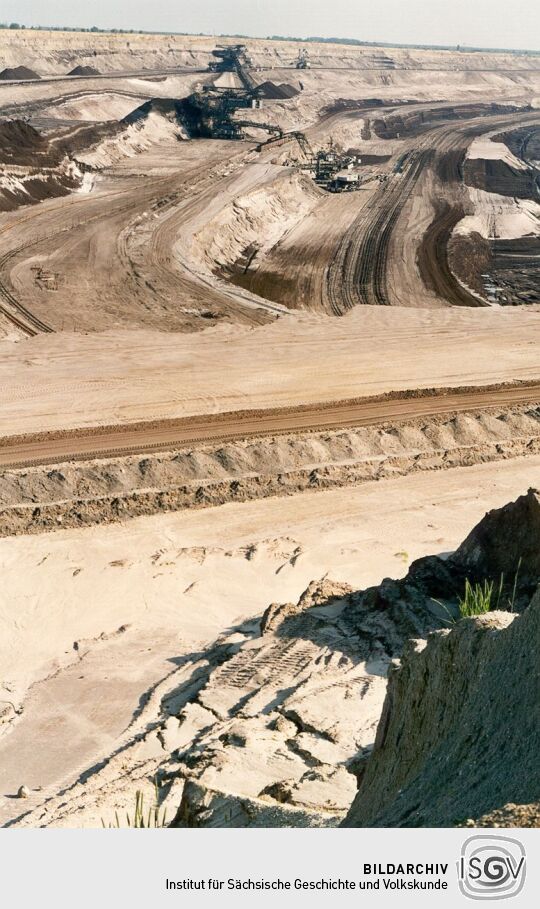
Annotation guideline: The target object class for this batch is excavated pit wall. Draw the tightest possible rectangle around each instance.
[1,405,539,536]
[343,591,540,827]
[191,170,322,282]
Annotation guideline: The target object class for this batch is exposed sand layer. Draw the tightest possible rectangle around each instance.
[0,75,206,124]
[466,135,528,168]
[0,307,538,436]
[1,455,539,826]
[1,403,539,536]
[41,91,145,121]
[457,187,540,239]
[344,585,539,827]
[76,107,187,168]
[463,127,540,219]
[449,125,540,306]
[2,29,540,80]
[0,159,81,212]
[192,171,321,277]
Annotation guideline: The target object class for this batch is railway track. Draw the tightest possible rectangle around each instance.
[0,245,55,335]
[326,110,540,315]
[327,150,431,313]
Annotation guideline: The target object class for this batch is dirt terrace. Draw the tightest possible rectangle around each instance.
[0,31,539,828]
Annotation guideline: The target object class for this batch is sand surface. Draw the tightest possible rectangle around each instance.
[457,186,540,239]
[1,28,539,829]
[0,307,539,437]
[1,454,539,824]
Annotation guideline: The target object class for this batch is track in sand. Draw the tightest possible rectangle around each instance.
[1,381,539,469]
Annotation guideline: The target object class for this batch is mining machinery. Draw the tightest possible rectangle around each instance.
[183,87,285,141]
[253,130,314,158]
[235,120,283,138]
[295,49,311,69]
[208,44,256,91]
[294,131,315,158]
[189,43,294,141]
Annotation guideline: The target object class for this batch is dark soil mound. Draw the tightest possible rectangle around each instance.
[122,97,186,126]
[345,150,392,164]
[67,65,100,77]
[454,487,540,580]
[322,98,387,116]
[0,66,40,81]
[256,81,300,100]
[0,119,60,166]
[0,120,81,211]
[0,174,78,212]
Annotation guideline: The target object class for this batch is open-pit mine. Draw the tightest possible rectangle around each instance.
[0,27,539,830]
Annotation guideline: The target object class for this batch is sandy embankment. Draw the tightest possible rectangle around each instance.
[189,170,321,279]
[1,402,539,536]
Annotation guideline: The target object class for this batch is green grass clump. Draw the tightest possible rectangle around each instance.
[102,785,167,829]
[458,558,522,619]
[433,558,522,625]
[458,578,495,618]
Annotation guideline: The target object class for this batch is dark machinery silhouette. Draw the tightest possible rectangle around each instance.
[208,44,256,90]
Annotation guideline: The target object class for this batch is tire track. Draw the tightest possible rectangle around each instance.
[1,381,539,469]
[326,110,540,314]
[327,150,431,313]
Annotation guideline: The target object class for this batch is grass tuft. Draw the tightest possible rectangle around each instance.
[101,782,167,829]
[458,578,494,618]
[432,559,523,625]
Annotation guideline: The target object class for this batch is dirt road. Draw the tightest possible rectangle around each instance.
[1,381,539,469]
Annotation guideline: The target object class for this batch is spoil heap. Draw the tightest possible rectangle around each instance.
[0,119,61,166]
[67,65,100,76]
[0,119,82,211]
[0,65,40,80]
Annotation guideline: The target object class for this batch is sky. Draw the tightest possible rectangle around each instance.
[2,0,539,52]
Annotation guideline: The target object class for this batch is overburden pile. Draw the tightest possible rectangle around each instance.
[67,65,100,76]
[0,65,40,81]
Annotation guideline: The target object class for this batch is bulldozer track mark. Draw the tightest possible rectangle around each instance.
[1,382,539,470]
